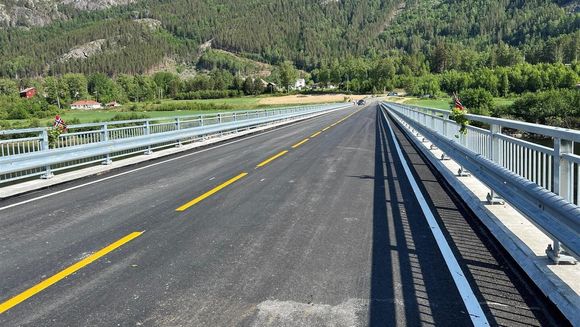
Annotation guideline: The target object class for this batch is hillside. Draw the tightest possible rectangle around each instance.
[0,0,578,77]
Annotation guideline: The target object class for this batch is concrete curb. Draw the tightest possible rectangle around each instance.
[388,111,579,325]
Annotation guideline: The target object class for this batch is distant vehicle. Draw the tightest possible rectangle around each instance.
[387,92,398,96]
[357,99,366,105]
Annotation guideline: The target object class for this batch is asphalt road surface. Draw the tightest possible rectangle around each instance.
[0,103,569,326]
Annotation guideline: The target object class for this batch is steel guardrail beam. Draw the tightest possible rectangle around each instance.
[381,103,580,260]
[0,104,350,178]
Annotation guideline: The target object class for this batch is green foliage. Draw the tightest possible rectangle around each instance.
[459,88,494,116]
[451,107,469,137]
[279,61,299,92]
[507,89,580,128]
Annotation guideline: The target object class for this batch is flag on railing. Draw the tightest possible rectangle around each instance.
[53,115,67,131]
[453,93,465,111]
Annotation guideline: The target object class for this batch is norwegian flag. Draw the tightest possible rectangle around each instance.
[453,93,465,110]
[53,115,67,130]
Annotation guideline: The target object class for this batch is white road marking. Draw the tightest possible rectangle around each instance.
[209,177,216,181]
[381,109,490,327]
[0,114,340,212]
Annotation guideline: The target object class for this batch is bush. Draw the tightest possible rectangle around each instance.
[507,89,580,128]
[459,88,493,116]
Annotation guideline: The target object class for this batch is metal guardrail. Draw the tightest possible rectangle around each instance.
[0,104,350,184]
[381,102,580,264]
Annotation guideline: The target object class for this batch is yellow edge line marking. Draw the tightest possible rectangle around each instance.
[292,138,310,149]
[322,127,330,131]
[310,131,322,138]
[176,172,248,211]
[0,231,143,314]
[256,150,288,168]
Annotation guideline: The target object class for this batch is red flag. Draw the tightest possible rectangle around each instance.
[453,94,465,110]
[53,115,67,131]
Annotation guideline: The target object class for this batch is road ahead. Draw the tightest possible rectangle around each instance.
[0,104,568,326]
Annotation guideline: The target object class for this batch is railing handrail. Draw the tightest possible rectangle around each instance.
[0,103,350,184]
[401,104,580,142]
[0,104,326,136]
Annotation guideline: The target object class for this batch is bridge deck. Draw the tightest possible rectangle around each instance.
[0,104,568,326]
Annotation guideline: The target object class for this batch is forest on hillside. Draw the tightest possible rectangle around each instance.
[0,0,578,78]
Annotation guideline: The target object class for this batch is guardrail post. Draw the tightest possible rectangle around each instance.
[218,113,222,124]
[175,118,182,148]
[144,121,153,155]
[101,124,112,165]
[40,129,54,179]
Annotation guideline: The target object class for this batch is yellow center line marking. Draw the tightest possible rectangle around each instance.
[292,138,310,149]
[256,150,289,168]
[310,131,322,138]
[322,126,331,131]
[0,231,143,314]
[176,172,248,211]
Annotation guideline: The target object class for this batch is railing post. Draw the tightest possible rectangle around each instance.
[144,121,153,155]
[40,129,54,179]
[485,124,504,203]
[101,124,112,165]
[175,118,182,148]
[546,139,575,264]
[554,138,573,201]
[442,112,450,138]
[218,113,222,124]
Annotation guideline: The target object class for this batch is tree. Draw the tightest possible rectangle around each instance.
[62,73,88,101]
[279,61,299,92]
[459,88,493,116]
[43,77,67,108]
[0,78,18,96]
[253,78,265,95]
[243,77,254,95]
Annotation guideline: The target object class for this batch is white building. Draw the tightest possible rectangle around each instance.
[70,100,102,110]
[294,78,306,90]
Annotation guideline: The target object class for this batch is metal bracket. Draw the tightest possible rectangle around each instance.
[486,192,505,205]
[40,172,54,179]
[546,244,577,265]
[457,167,471,177]
[430,144,438,150]
[102,159,112,165]
[440,153,450,160]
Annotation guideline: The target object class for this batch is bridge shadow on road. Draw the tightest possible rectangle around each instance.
[368,110,474,326]
[368,108,568,327]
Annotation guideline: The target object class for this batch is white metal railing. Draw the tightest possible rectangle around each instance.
[0,104,349,184]
[382,102,580,264]
[386,103,580,205]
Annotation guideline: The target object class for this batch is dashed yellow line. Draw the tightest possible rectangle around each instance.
[310,131,322,138]
[292,138,310,149]
[256,151,289,168]
[0,231,143,314]
[176,172,248,211]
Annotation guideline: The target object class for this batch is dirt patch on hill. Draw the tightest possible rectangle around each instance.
[258,94,367,105]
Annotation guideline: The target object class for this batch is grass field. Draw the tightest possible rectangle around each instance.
[1,94,361,129]
[403,97,515,110]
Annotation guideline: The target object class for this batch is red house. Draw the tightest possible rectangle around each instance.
[19,87,37,99]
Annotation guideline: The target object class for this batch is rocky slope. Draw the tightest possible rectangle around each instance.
[0,0,135,27]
